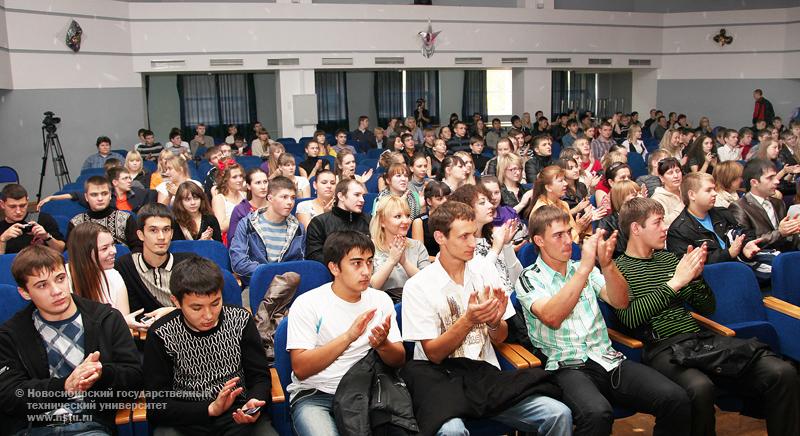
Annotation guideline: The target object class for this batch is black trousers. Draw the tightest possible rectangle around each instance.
[554,358,691,436]
[646,343,800,436]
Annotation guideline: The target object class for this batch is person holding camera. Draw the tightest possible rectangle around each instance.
[0,184,64,255]
[414,98,431,128]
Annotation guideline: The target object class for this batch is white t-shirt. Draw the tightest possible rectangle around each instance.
[67,267,126,310]
[286,284,401,399]
[294,176,310,195]
[295,199,317,218]
[401,258,515,369]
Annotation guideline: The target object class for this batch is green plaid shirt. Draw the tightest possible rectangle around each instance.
[515,257,619,371]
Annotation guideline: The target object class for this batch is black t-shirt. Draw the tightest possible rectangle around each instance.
[0,213,64,254]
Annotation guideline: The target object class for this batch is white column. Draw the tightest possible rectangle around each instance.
[513,68,552,119]
[631,69,658,114]
[275,69,317,140]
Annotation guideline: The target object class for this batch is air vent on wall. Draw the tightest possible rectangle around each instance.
[455,57,483,65]
[501,57,528,64]
[267,58,300,66]
[322,57,353,66]
[588,58,612,65]
[375,57,405,65]
[628,58,652,66]
[210,58,243,67]
[150,59,185,69]
[546,57,571,64]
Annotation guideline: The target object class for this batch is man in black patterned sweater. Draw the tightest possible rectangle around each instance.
[143,255,276,436]
[66,176,140,250]
[615,197,799,436]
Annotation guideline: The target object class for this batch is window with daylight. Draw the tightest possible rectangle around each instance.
[486,69,513,116]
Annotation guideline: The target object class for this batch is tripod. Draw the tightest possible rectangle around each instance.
[36,127,72,202]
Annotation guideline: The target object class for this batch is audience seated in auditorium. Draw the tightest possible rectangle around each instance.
[498,153,533,214]
[331,129,356,156]
[668,172,762,268]
[67,176,139,249]
[561,119,581,149]
[453,151,477,186]
[597,179,641,258]
[0,184,64,255]
[375,163,422,220]
[68,222,146,333]
[643,109,658,134]
[144,256,276,436]
[730,159,800,257]
[469,136,489,174]
[683,135,717,175]
[228,168,268,245]
[335,149,373,185]
[555,157,590,217]
[164,130,191,160]
[427,138,448,178]
[125,150,152,190]
[368,196,429,301]
[400,133,418,166]
[305,179,371,264]
[738,127,756,159]
[259,142,284,178]
[530,166,598,243]
[230,177,305,282]
[447,121,471,153]
[405,116,424,145]
[712,160,743,208]
[517,205,691,436]
[225,124,238,145]
[716,128,742,162]
[43,167,154,214]
[650,157,684,228]
[524,135,555,182]
[211,161,246,237]
[298,140,331,179]
[156,154,202,206]
[615,197,800,436]
[189,123,215,156]
[408,153,428,202]
[590,122,616,160]
[653,115,668,142]
[636,149,668,198]
[135,129,164,161]
[172,181,222,242]
[436,155,468,192]
[411,180,450,262]
[401,201,571,435]
[296,170,336,229]
[485,118,506,150]
[82,135,125,171]
[575,137,603,176]
[450,184,522,292]
[374,126,387,149]
[273,154,311,198]
[0,245,142,436]
[115,203,189,319]
[202,145,223,197]
[350,115,376,149]
[287,231,405,435]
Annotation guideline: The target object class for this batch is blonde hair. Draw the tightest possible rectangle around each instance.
[626,125,642,143]
[125,150,144,176]
[369,195,411,252]
[609,179,640,212]
[163,153,189,179]
[496,153,522,186]
[659,128,681,157]
[713,160,743,192]
[601,150,627,170]
[157,149,173,175]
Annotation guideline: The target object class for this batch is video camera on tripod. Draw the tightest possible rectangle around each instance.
[42,111,61,134]
[37,111,72,201]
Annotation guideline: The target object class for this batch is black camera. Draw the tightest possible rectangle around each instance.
[42,111,61,134]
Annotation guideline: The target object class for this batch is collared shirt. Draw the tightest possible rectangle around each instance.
[749,192,778,228]
[716,145,742,162]
[402,258,515,369]
[81,152,126,171]
[515,257,620,371]
[132,252,176,307]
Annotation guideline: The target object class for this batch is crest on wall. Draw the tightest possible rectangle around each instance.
[66,20,83,52]
[418,20,441,58]
[713,28,733,47]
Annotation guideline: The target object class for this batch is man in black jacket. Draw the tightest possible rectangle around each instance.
[0,245,142,435]
[524,135,554,182]
[668,172,762,264]
[305,179,371,263]
[66,176,140,250]
[40,167,155,214]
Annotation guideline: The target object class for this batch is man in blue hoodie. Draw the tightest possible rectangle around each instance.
[230,176,305,283]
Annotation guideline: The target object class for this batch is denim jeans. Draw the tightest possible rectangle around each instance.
[436,394,572,436]
[291,390,339,436]
[16,422,110,436]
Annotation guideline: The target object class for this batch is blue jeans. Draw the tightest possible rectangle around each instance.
[16,422,110,436]
[436,394,572,436]
[291,391,338,436]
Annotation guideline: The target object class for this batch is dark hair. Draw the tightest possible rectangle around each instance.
[684,135,716,172]
[106,166,129,183]
[244,168,267,200]
[334,178,364,207]
[619,197,665,239]
[11,245,65,289]
[567,119,579,128]
[67,222,111,304]
[334,128,348,138]
[437,155,465,182]
[84,175,110,191]
[754,88,763,95]
[358,115,369,123]
[742,158,776,191]
[137,128,147,136]
[400,133,414,144]
[510,115,520,123]
[1,184,27,201]
[528,205,571,241]
[268,176,296,195]
[96,136,111,147]
[423,180,451,202]
[143,129,154,138]
[738,127,754,139]
[604,162,630,183]
[323,230,374,267]
[169,130,181,141]
[136,202,174,231]
[170,255,224,302]
[449,184,493,242]
[429,200,474,237]
[173,182,212,235]
[657,157,681,176]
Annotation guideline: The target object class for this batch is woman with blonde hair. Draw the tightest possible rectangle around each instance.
[712,160,743,208]
[597,179,641,258]
[529,165,599,242]
[149,149,174,189]
[453,150,477,185]
[497,153,533,214]
[622,124,647,160]
[574,137,602,176]
[659,128,683,161]
[155,154,201,205]
[369,196,429,300]
[260,141,286,178]
[274,153,311,198]
[125,149,151,189]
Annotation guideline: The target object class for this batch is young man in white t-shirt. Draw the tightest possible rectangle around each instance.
[401,201,571,435]
[287,230,405,435]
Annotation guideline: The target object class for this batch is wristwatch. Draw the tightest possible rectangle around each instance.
[44,234,53,242]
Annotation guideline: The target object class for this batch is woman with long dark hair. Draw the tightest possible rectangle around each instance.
[172,181,222,241]
[684,134,717,174]
[228,168,269,245]
[436,155,468,190]
[529,165,598,242]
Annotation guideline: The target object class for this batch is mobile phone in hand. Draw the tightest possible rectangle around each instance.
[139,315,154,324]
[243,406,261,416]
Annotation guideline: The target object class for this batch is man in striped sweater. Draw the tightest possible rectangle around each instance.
[616,197,800,436]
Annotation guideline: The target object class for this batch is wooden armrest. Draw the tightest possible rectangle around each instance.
[607,328,643,349]
[691,312,735,337]
[270,368,285,403]
[132,396,147,422]
[764,296,800,319]
[115,404,133,425]
[504,343,542,368]
[139,330,148,341]
[494,342,530,369]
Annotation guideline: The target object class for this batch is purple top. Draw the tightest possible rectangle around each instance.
[226,199,252,247]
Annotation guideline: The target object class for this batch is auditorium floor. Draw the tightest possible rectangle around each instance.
[612,409,766,435]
